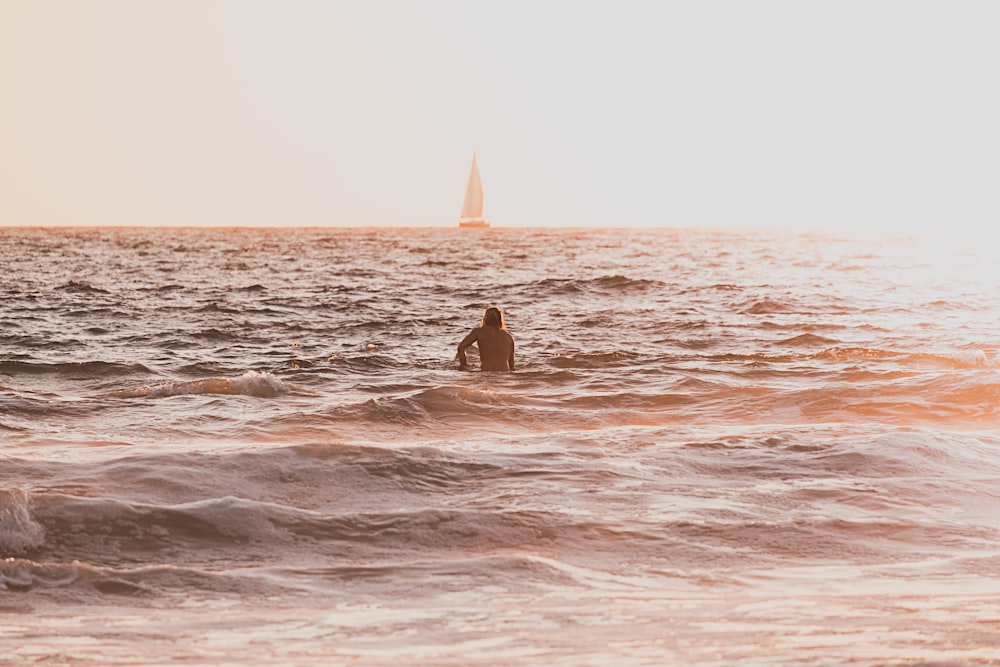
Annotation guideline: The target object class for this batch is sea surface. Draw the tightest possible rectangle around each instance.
[3,225,1000,666]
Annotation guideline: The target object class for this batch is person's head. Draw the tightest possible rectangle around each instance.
[482,306,505,329]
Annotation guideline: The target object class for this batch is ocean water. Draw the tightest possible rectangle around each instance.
[3,225,1000,666]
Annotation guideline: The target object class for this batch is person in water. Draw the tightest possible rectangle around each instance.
[457,306,515,371]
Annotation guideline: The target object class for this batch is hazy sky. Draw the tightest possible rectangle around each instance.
[1,1,997,231]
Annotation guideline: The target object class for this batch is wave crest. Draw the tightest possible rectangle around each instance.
[0,559,79,592]
[816,346,999,369]
[98,370,292,399]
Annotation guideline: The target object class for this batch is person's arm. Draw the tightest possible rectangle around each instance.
[457,329,479,370]
[507,336,515,371]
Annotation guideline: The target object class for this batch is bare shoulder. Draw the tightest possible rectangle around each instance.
[458,327,482,347]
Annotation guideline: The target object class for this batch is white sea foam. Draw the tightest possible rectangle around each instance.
[0,489,45,555]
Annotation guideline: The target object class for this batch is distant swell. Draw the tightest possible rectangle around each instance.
[533,275,664,295]
[0,360,152,377]
[56,281,109,294]
[777,333,839,347]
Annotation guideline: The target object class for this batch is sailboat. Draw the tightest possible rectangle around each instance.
[458,153,491,228]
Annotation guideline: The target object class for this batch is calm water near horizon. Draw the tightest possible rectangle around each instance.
[3,225,1000,665]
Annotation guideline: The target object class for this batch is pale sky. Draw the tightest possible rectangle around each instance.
[1,1,997,232]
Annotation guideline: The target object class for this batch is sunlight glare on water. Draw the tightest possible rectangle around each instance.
[2,226,1000,665]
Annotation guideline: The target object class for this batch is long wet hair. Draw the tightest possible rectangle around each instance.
[481,306,505,329]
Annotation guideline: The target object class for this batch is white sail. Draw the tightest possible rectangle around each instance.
[458,153,490,227]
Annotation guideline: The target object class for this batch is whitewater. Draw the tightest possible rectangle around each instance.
[3,225,1000,666]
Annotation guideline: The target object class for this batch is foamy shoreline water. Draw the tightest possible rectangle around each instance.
[3,226,1000,665]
